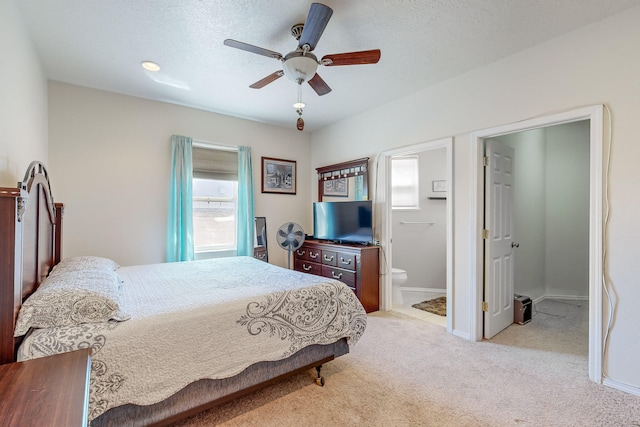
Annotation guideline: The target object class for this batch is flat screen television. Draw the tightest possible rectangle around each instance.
[313,200,373,244]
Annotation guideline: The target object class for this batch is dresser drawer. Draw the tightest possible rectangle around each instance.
[253,247,268,262]
[294,247,321,261]
[321,250,337,266]
[295,259,322,276]
[322,265,356,288]
[294,247,308,260]
[336,252,356,271]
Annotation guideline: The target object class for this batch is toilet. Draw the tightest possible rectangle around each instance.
[391,268,408,305]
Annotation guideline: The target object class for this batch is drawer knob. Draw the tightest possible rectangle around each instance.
[303,264,312,271]
[309,252,318,259]
[331,271,343,279]
[340,257,352,265]
[296,250,306,256]
[324,255,334,262]
[257,253,265,259]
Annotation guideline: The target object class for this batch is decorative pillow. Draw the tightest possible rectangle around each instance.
[14,269,130,337]
[48,256,120,277]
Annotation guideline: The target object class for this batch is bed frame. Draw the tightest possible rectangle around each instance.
[0,161,348,426]
[0,161,62,365]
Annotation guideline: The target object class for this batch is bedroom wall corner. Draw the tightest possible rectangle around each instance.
[0,0,48,187]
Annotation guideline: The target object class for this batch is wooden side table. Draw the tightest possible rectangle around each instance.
[0,348,91,426]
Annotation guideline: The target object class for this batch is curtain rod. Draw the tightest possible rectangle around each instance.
[192,139,238,152]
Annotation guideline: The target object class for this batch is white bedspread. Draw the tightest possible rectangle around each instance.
[18,257,367,422]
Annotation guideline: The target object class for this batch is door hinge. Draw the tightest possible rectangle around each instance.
[482,301,488,312]
[482,229,489,239]
[483,156,489,167]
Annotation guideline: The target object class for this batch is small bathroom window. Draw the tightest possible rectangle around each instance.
[391,156,419,209]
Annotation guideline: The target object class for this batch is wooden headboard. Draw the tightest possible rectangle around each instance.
[0,161,63,364]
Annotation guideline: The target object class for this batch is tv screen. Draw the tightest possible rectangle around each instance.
[313,201,373,244]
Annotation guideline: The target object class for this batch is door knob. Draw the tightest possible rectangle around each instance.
[511,242,520,248]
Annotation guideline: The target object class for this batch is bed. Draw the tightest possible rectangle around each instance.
[0,161,367,426]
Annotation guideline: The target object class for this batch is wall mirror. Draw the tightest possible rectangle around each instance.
[253,217,268,262]
[316,157,369,202]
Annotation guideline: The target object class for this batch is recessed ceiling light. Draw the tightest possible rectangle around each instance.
[141,61,160,72]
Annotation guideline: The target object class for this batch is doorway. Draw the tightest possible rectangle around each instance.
[484,121,590,338]
[470,105,605,382]
[379,137,453,333]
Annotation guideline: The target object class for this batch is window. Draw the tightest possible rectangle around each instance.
[193,179,237,251]
[192,146,239,253]
[391,156,419,209]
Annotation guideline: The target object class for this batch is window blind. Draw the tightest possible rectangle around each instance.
[192,146,238,181]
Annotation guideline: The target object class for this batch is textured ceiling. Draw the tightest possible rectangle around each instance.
[17,0,640,132]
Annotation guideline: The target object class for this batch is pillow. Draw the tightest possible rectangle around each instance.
[49,256,120,277]
[14,269,130,337]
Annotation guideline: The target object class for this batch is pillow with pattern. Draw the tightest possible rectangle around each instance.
[48,256,120,276]
[14,269,130,337]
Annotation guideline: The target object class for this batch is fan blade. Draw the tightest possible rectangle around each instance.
[278,229,288,238]
[321,49,381,66]
[291,240,300,249]
[249,71,284,89]
[224,39,283,60]
[298,3,333,51]
[287,223,294,233]
[308,73,332,96]
[293,230,304,236]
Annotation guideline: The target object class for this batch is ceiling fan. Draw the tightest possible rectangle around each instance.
[223,2,381,130]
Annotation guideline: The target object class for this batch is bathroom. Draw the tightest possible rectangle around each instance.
[390,147,448,324]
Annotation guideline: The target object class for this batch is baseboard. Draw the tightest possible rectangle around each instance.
[452,329,470,340]
[603,377,640,397]
[532,294,589,305]
[400,286,446,294]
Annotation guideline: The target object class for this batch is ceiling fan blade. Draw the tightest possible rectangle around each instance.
[298,3,333,51]
[249,71,284,89]
[321,49,381,66]
[223,39,283,60]
[308,73,332,96]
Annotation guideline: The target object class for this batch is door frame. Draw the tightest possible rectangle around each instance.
[470,105,604,382]
[379,137,453,334]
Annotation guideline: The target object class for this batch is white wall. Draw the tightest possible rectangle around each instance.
[544,122,590,298]
[391,149,447,290]
[311,7,640,389]
[48,82,311,268]
[0,0,48,186]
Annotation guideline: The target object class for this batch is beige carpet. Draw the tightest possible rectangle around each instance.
[412,296,446,316]
[175,299,640,426]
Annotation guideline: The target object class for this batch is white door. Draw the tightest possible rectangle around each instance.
[484,139,515,339]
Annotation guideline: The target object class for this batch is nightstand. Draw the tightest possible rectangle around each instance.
[0,348,91,426]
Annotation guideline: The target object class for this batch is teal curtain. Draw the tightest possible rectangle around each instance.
[166,135,194,262]
[236,146,255,256]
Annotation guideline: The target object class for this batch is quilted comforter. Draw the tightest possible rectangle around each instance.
[18,256,367,422]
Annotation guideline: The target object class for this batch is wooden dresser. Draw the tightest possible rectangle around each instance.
[293,239,379,312]
[0,348,91,426]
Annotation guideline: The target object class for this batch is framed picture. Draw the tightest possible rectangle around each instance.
[261,157,296,194]
[323,178,348,197]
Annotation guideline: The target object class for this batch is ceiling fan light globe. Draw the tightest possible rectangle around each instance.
[282,51,318,83]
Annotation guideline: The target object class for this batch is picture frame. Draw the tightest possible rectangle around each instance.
[323,178,349,197]
[261,157,296,194]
